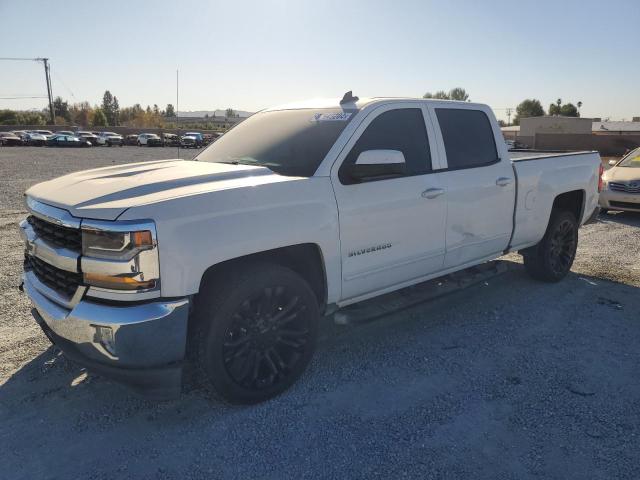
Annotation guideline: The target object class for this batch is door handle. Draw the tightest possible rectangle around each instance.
[496,177,513,187]
[421,188,445,199]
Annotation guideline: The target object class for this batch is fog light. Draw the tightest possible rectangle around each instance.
[93,325,116,356]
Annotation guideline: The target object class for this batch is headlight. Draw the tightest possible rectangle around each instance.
[81,224,159,292]
[82,229,153,260]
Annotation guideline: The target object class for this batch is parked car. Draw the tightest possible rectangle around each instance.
[55,130,75,137]
[46,134,92,148]
[25,131,47,146]
[181,131,203,148]
[33,129,54,140]
[125,134,139,146]
[76,131,100,145]
[11,130,29,141]
[137,133,161,146]
[97,132,124,146]
[19,95,601,404]
[0,131,24,146]
[600,147,640,213]
[163,133,180,147]
[505,139,515,150]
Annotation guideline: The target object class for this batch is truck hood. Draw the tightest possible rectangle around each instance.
[26,159,299,220]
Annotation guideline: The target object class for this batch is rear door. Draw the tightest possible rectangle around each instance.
[427,105,515,268]
[331,104,448,301]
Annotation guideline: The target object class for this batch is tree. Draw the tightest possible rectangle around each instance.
[101,90,118,125]
[165,104,175,117]
[53,97,70,121]
[112,96,120,126]
[225,108,235,118]
[153,104,159,115]
[449,87,469,101]
[560,103,579,117]
[513,99,545,125]
[92,108,107,127]
[577,101,583,115]
[497,119,507,127]
[424,88,469,101]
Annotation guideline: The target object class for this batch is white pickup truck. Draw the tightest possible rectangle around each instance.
[20,93,602,403]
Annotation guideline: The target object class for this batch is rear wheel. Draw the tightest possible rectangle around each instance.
[193,263,319,404]
[522,210,578,282]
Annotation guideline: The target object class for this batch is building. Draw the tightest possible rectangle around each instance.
[501,117,640,155]
[592,121,640,135]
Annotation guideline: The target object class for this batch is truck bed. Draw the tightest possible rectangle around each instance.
[509,150,597,161]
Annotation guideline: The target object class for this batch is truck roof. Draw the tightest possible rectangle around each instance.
[265,96,486,112]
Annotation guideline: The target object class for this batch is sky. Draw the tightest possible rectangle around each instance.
[1,0,639,121]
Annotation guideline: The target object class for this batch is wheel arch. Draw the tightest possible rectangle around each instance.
[197,243,328,313]
[552,189,585,223]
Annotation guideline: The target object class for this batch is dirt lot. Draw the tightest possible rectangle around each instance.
[1,147,640,479]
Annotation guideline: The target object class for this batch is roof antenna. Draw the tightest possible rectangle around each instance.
[340,91,359,104]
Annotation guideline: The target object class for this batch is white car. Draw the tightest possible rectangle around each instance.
[137,133,161,146]
[20,94,601,404]
[25,131,48,146]
[600,147,640,213]
[97,132,124,146]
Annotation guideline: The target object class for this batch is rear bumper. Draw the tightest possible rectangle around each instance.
[23,270,189,400]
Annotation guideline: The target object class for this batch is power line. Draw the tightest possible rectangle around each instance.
[0,96,48,100]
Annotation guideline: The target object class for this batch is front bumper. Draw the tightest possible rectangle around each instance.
[23,270,190,399]
[599,189,640,211]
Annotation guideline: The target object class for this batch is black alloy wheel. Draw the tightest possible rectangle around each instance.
[194,263,319,404]
[547,217,577,277]
[222,286,311,392]
[523,210,578,282]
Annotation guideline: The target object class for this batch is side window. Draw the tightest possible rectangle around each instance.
[339,108,431,184]
[435,108,498,170]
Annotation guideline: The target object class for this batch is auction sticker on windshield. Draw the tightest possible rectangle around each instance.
[312,112,352,122]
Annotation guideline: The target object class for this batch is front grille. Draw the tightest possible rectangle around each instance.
[609,182,640,194]
[27,215,82,252]
[609,201,640,210]
[25,255,82,297]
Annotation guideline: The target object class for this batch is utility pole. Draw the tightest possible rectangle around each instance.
[42,58,55,124]
[506,108,512,126]
[0,57,55,124]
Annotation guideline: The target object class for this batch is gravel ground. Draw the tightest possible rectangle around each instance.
[1,147,640,479]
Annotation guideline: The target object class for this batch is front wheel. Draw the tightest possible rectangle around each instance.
[522,210,578,282]
[193,263,319,404]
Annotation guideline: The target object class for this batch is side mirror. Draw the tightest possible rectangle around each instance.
[608,159,618,166]
[347,150,406,181]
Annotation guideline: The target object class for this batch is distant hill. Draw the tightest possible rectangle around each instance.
[177,110,253,118]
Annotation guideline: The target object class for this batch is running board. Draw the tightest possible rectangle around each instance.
[333,260,511,325]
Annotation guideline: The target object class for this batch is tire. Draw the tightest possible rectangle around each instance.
[193,262,319,404]
[522,210,578,282]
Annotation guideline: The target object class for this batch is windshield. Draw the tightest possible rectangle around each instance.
[617,147,640,167]
[196,108,355,176]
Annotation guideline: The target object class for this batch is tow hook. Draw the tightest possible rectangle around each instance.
[18,281,24,292]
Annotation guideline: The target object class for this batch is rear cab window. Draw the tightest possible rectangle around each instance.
[435,108,498,170]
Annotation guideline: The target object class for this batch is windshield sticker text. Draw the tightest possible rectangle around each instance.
[312,112,352,122]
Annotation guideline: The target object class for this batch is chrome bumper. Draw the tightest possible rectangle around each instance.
[23,270,189,398]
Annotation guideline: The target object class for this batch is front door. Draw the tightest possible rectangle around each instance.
[331,105,448,301]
